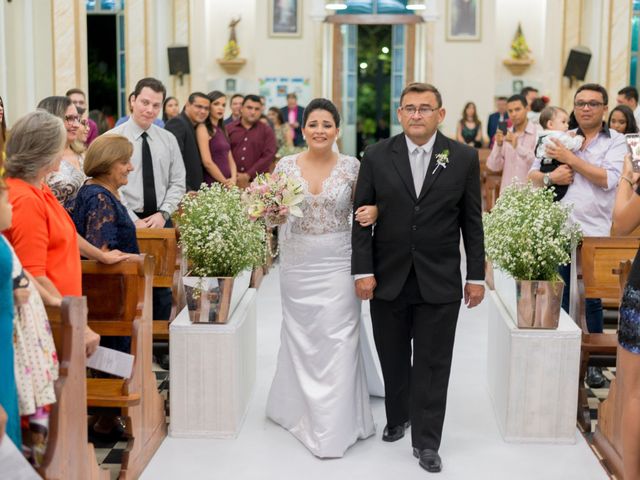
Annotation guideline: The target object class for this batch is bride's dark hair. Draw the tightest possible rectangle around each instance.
[302,98,340,129]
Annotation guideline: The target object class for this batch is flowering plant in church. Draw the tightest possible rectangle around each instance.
[175,183,265,278]
[483,183,582,282]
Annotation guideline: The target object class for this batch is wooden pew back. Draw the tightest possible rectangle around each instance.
[136,228,184,340]
[39,298,108,480]
[136,228,178,288]
[578,237,640,320]
[81,255,166,479]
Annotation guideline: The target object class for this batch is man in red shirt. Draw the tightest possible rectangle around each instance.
[227,94,277,188]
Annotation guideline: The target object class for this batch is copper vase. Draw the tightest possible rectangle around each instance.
[515,279,564,329]
[183,276,234,324]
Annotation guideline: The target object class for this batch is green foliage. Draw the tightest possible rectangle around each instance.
[175,184,266,277]
[483,184,582,281]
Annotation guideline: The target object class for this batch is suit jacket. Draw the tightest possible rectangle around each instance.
[487,111,509,141]
[351,132,485,303]
[165,111,204,191]
[280,105,305,146]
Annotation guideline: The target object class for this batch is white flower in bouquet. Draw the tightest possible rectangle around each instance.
[242,172,304,226]
[175,184,266,277]
[483,183,582,281]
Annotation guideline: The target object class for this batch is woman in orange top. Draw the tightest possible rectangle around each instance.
[4,111,128,355]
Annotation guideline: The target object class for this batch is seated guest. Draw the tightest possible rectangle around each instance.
[196,90,237,187]
[37,96,86,209]
[227,94,277,188]
[456,101,484,148]
[165,92,211,191]
[4,111,128,357]
[162,96,180,123]
[608,104,639,135]
[487,94,537,192]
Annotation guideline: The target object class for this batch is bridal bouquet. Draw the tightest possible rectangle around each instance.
[242,172,304,227]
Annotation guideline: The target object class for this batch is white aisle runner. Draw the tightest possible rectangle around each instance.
[141,267,607,480]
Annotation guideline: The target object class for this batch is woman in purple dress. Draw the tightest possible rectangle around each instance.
[196,90,238,187]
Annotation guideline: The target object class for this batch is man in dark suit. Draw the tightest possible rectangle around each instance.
[165,92,210,191]
[352,82,485,474]
[280,93,305,147]
[486,96,509,147]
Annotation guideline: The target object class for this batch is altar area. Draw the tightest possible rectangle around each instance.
[141,267,606,479]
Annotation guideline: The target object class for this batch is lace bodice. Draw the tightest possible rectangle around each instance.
[46,156,86,209]
[275,153,360,235]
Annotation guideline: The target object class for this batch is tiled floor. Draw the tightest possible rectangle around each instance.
[93,368,169,480]
[94,269,612,479]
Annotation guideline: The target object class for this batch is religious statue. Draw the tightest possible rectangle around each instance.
[224,16,241,61]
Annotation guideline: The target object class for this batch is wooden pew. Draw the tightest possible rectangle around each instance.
[39,297,109,480]
[591,259,632,479]
[575,237,640,432]
[136,228,183,341]
[82,255,166,480]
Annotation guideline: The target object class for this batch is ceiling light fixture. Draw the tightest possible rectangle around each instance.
[325,1,348,10]
[406,0,426,10]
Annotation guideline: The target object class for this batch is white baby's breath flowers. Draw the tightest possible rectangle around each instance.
[483,183,582,281]
[175,183,266,277]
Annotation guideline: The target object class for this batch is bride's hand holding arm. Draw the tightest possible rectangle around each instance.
[355,205,378,227]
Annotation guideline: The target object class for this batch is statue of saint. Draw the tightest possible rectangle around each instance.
[229,16,241,44]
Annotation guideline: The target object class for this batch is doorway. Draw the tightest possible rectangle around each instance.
[87,14,118,124]
[356,25,392,158]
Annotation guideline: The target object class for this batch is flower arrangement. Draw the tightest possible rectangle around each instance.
[175,183,265,278]
[223,40,240,61]
[483,183,582,281]
[510,23,531,60]
[242,172,304,227]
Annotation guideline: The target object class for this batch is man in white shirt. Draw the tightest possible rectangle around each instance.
[107,77,186,229]
[617,86,640,128]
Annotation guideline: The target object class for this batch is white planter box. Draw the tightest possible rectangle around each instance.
[487,269,581,443]
[169,288,257,438]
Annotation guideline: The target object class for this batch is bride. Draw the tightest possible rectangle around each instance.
[266,98,378,458]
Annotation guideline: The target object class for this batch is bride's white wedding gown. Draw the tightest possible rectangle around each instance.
[266,153,375,458]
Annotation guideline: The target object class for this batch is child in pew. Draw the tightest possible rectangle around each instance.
[6,234,59,467]
[536,106,584,201]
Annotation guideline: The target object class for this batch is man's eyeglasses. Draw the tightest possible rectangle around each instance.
[574,101,605,109]
[64,115,81,124]
[400,105,438,117]
[192,104,210,111]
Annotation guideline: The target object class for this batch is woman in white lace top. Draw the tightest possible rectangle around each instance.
[266,98,378,458]
[37,96,86,210]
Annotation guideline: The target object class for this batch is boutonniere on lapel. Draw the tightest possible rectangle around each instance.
[432,149,450,174]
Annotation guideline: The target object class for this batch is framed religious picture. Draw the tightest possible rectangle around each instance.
[446,0,481,42]
[268,0,302,38]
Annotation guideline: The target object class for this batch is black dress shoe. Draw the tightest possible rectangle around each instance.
[382,421,411,442]
[413,448,442,473]
[586,366,605,389]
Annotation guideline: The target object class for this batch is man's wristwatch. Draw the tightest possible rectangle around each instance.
[543,173,551,187]
[160,210,171,222]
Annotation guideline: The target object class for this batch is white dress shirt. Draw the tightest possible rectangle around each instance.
[107,118,186,222]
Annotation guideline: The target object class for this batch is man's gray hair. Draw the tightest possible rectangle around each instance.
[4,110,67,181]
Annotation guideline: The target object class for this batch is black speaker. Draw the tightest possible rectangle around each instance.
[563,46,591,81]
[168,46,190,76]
